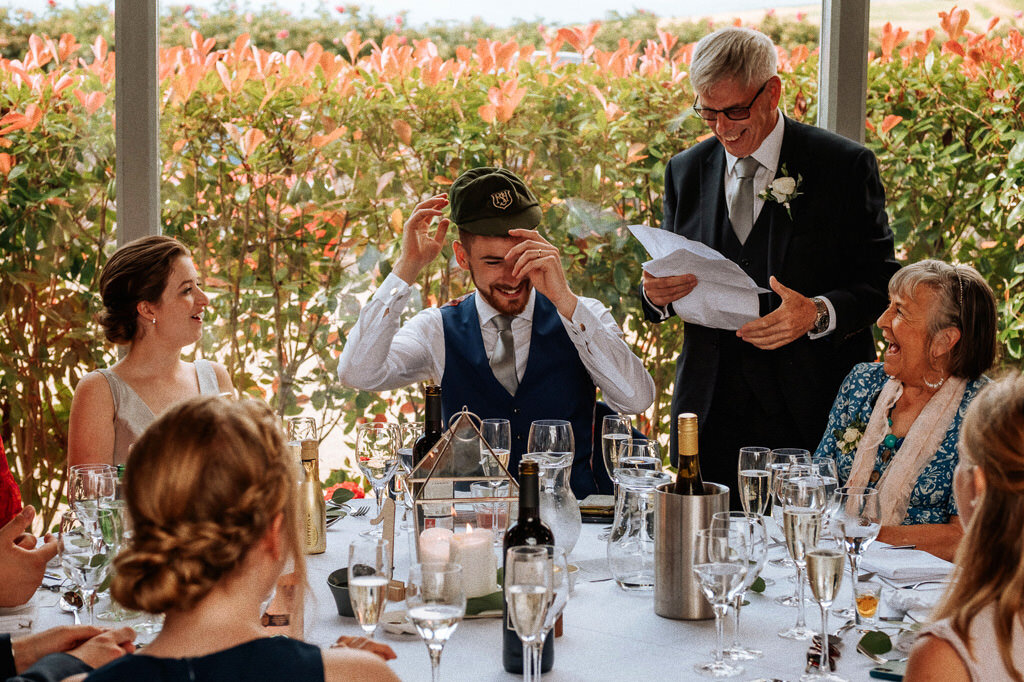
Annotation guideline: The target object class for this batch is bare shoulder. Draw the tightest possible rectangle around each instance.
[905,633,970,682]
[322,648,401,682]
[211,362,234,393]
[68,371,116,466]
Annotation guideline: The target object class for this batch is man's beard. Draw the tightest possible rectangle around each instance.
[472,275,531,316]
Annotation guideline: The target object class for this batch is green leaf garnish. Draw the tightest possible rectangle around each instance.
[858,630,893,655]
[748,576,766,593]
[331,487,356,505]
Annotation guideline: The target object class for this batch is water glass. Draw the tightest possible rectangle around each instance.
[711,511,768,660]
[526,420,574,457]
[470,480,511,541]
[286,416,318,442]
[692,528,749,678]
[59,510,111,625]
[832,487,881,623]
[406,562,465,682]
[68,463,117,534]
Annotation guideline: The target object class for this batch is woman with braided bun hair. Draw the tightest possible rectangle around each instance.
[906,371,1024,681]
[83,396,399,682]
[68,235,234,468]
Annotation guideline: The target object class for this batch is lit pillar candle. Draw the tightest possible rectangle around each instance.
[418,527,453,564]
[450,525,497,598]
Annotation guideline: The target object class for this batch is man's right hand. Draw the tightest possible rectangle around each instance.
[392,194,450,284]
[642,271,698,307]
[0,505,59,608]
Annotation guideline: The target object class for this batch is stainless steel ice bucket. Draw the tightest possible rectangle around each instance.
[653,481,729,620]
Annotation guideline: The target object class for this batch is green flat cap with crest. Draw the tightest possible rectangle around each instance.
[448,167,542,236]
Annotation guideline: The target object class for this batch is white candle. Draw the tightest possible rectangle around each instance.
[450,525,498,598]
[418,527,453,564]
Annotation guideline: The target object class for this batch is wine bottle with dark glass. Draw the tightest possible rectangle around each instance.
[412,385,450,529]
[503,459,555,673]
[672,412,707,495]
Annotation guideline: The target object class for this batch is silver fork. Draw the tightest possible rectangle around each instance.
[349,505,371,517]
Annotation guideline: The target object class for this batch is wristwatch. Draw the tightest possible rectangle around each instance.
[811,297,830,334]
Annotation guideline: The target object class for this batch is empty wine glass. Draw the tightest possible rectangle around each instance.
[778,475,826,640]
[711,511,768,660]
[59,510,111,625]
[832,487,881,624]
[355,422,400,536]
[526,420,574,457]
[736,447,771,516]
[68,463,117,534]
[286,416,318,443]
[348,538,392,638]
[505,546,553,682]
[406,562,465,682]
[692,527,749,678]
[395,422,424,530]
[601,414,632,482]
[804,541,849,682]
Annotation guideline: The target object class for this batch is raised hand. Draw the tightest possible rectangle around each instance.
[642,270,698,307]
[737,276,817,350]
[506,229,578,318]
[0,505,60,608]
[393,194,451,284]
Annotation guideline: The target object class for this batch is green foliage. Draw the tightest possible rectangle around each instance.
[1,11,1022,529]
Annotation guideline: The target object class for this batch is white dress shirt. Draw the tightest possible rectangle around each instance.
[337,272,656,415]
[645,111,836,337]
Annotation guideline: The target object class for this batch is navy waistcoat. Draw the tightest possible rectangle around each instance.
[439,292,598,498]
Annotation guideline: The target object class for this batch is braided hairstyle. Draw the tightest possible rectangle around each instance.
[97,235,189,344]
[111,396,303,614]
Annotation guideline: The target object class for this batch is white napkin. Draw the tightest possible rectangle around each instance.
[860,543,953,582]
[0,604,37,633]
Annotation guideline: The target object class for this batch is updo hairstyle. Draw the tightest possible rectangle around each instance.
[97,235,190,344]
[887,260,996,381]
[111,396,303,614]
[934,372,1024,681]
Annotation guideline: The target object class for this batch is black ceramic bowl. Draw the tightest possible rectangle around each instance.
[327,568,354,617]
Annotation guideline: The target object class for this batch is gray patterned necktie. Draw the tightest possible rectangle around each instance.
[490,315,518,395]
[730,156,761,245]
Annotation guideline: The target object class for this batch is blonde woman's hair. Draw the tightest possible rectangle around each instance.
[111,396,304,614]
[931,372,1024,681]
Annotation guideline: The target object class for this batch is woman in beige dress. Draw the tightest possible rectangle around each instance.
[906,372,1024,681]
[68,236,233,467]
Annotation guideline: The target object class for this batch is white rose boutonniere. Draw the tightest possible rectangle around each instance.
[832,418,867,455]
[758,163,803,218]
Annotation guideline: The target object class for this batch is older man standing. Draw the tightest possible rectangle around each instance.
[340,167,655,498]
[641,27,899,505]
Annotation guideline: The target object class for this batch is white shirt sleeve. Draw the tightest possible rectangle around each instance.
[336,272,445,391]
[557,297,656,415]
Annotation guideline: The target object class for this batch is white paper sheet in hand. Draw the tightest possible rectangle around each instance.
[628,224,768,330]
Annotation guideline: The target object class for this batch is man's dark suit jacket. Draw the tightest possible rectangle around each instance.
[644,116,900,457]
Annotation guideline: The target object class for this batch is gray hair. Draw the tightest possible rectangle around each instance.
[888,260,997,380]
[690,27,778,97]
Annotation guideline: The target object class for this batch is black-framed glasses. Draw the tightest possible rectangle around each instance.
[692,80,770,121]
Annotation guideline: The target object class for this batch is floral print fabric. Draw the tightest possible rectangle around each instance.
[814,362,985,525]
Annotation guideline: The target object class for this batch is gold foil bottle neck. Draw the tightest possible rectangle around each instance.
[676,413,699,457]
[299,439,319,462]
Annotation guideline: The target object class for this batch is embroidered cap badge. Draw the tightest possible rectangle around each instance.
[490,190,513,210]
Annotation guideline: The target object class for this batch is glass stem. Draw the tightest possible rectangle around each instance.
[795,565,807,629]
[850,552,862,624]
[522,641,534,682]
[713,603,728,664]
[84,589,96,625]
[819,603,831,674]
[428,645,442,682]
[732,591,744,648]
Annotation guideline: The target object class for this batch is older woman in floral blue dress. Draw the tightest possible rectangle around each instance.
[815,260,997,560]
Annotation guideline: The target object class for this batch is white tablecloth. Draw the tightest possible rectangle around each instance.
[21,513,931,681]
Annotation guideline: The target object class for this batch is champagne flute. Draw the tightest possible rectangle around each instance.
[355,422,401,536]
[711,511,768,660]
[59,510,111,625]
[348,538,392,638]
[737,447,771,516]
[600,414,632,482]
[68,463,117,534]
[505,546,553,682]
[774,464,815,604]
[480,418,512,480]
[804,542,849,682]
[767,449,810,568]
[526,420,574,457]
[811,457,841,526]
[406,562,465,682]
[778,475,826,640]
[832,487,881,623]
[396,422,424,530]
[692,527,749,678]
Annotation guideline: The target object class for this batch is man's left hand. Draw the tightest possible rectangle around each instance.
[506,229,578,318]
[737,277,817,350]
